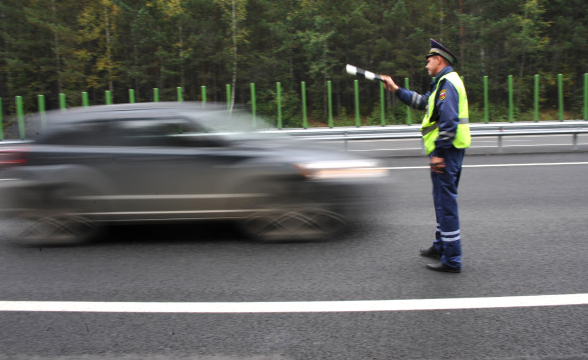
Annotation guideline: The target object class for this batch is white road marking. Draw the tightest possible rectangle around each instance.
[0,294,587,313]
[383,162,588,170]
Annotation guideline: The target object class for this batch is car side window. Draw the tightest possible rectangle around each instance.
[114,118,223,147]
[38,122,116,146]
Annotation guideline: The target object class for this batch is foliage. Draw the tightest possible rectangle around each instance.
[0,0,587,123]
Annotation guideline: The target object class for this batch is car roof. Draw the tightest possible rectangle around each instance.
[37,102,229,125]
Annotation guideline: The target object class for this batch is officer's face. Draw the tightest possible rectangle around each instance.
[426,55,442,77]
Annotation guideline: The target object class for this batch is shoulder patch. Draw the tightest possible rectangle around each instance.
[439,89,447,101]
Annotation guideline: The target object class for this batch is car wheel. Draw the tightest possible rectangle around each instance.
[240,206,348,242]
[16,185,101,246]
[17,211,99,246]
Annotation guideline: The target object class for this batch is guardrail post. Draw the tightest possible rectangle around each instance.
[129,89,135,103]
[276,82,282,129]
[404,78,411,125]
[250,83,256,128]
[483,76,489,123]
[59,93,66,111]
[16,96,25,140]
[380,82,385,126]
[177,87,183,102]
[153,88,159,102]
[38,95,46,129]
[508,75,514,122]
[558,74,564,121]
[201,86,207,105]
[354,80,360,127]
[82,91,89,107]
[498,135,503,153]
[534,74,539,122]
[327,80,333,128]
[105,90,112,105]
[301,81,308,129]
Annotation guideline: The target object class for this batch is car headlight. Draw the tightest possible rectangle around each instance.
[295,160,388,180]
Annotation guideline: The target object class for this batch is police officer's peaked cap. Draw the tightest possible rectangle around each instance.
[426,39,458,65]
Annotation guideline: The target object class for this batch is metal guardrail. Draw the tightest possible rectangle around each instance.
[1,121,587,152]
[265,120,588,152]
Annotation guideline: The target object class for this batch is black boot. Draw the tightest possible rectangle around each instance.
[426,262,461,273]
[419,246,442,260]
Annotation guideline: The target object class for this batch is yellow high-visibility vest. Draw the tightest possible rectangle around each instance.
[421,71,471,155]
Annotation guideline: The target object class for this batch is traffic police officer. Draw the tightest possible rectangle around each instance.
[381,39,470,273]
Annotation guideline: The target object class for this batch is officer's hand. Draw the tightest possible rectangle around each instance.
[380,75,399,93]
[430,156,445,173]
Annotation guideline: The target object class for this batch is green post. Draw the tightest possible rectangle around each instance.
[129,89,135,104]
[250,83,256,128]
[301,81,308,129]
[201,86,207,105]
[508,75,514,122]
[38,95,46,129]
[354,80,360,127]
[177,87,183,102]
[584,73,588,120]
[82,92,89,107]
[327,81,333,128]
[558,74,564,121]
[404,78,411,125]
[16,96,25,140]
[105,90,112,105]
[380,82,385,126]
[483,76,489,123]
[0,97,3,140]
[153,88,159,102]
[276,82,282,129]
[534,74,540,122]
[226,84,231,111]
[59,93,66,111]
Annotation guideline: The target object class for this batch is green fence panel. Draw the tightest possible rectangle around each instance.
[0,97,3,140]
[354,80,360,127]
[250,83,256,128]
[584,73,588,120]
[380,82,385,126]
[404,78,411,125]
[82,92,89,107]
[226,84,231,111]
[177,87,183,102]
[16,96,25,140]
[483,76,489,123]
[276,82,282,129]
[59,93,66,111]
[558,74,564,121]
[301,81,308,129]
[534,75,540,122]
[38,95,46,129]
[508,75,514,122]
[327,81,333,128]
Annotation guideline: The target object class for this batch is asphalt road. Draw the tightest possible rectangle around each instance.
[0,149,587,359]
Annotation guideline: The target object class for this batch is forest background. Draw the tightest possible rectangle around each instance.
[1,0,587,128]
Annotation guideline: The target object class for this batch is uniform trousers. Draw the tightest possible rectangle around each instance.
[430,147,465,269]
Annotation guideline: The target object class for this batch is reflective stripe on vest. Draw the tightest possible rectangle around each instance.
[421,72,471,155]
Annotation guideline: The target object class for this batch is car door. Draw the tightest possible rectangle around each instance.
[104,117,252,220]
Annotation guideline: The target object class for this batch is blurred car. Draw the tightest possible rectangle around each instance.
[0,102,388,244]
